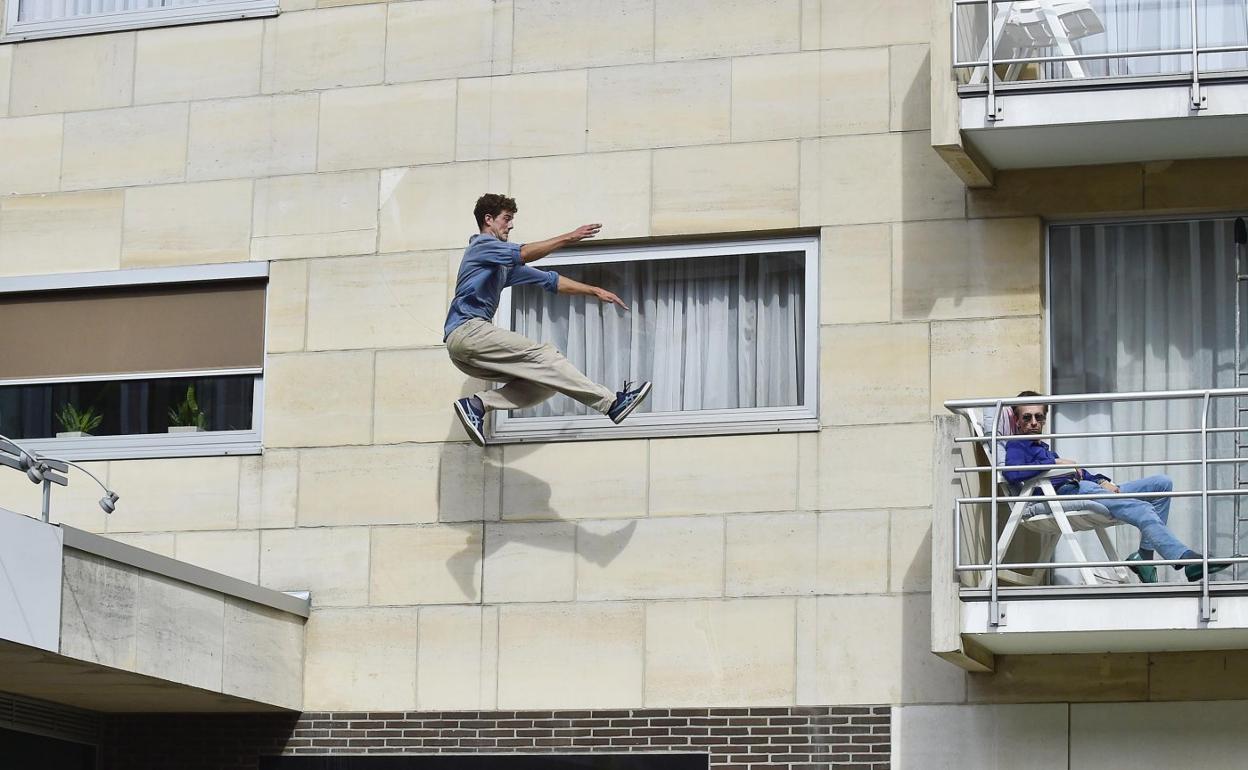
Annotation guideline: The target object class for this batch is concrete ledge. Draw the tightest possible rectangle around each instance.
[62,525,309,618]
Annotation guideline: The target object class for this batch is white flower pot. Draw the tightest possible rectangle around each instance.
[55,431,91,438]
[167,426,204,433]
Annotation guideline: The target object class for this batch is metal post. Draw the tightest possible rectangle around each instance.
[989,401,1003,626]
[1236,217,1248,581]
[1201,391,1215,622]
[41,477,50,524]
[1190,0,1206,109]
[954,498,962,581]
[986,1,1003,121]
[1237,223,1243,582]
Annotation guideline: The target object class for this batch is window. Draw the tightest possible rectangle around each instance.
[0,263,267,460]
[1047,216,1243,574]
[4,0,277,43]
[493,237,819,442]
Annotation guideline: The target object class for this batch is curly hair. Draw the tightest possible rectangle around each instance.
[473,193,518,229]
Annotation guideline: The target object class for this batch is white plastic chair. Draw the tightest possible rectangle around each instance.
[966,406,1133,586]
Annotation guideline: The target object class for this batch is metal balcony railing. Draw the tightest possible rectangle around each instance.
[945,388,1248,629]
[952,0,1248,121]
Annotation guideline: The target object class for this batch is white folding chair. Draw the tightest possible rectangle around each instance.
[965,407,1133,587]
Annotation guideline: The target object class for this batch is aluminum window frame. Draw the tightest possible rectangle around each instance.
[491,236,820,444]
[0,263,267,461]
[2,0,278,43]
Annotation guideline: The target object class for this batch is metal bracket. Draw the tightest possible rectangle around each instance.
[990,602,1007,627]
[987,97,1004,123]
[1200,596,1218,623]
[1191,84,1208,111]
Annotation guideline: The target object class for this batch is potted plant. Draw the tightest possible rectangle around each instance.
[167,386,208,433]
[56,403,102,438]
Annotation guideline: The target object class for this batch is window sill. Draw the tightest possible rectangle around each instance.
[2,1,278,44]
[489,411,820,445]
[15,430,262,461]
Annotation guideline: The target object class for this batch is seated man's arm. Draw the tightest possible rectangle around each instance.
[1002,441,1049,485]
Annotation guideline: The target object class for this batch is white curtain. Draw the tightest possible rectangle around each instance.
[509,252,805,418]
[18,0,206,23]
[1072,0,1248,77]
[1049,219,1240,582]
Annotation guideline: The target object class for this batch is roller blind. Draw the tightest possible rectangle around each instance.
[0,280,265,380]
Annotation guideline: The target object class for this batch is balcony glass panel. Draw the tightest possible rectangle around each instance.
[952,0,1248,87]
[1198,0,1248,72]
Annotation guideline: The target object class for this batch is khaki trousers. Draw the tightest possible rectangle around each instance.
[446,318,615,414]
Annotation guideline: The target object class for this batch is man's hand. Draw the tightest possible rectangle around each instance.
[593,287,628,310]
[568,223,602,243]
[1099,480,1120,494]
[557,275,629,309]
[1054,458,1078,467]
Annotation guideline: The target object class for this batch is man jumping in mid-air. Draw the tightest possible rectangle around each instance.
[444,193,652,447]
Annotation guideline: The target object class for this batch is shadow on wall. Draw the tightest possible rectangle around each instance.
[435,441,637,599]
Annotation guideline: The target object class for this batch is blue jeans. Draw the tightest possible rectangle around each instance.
[1059,474,1189,560]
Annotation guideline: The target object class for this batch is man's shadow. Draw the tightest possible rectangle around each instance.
[438,443,637,598]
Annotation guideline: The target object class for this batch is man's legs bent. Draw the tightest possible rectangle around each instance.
[479,380,556,411]
[448,349,556,412]
[1073,479,1189,560]
[1117,475,1173,552]
[448,320,614,414]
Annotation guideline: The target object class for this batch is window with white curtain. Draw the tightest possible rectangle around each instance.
[4,0,276,42]
[492,237,819,442]
[1048,217,1243,582]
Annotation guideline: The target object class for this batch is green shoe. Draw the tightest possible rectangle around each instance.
[1127,551,1157,584]
[1184,558,1231,582]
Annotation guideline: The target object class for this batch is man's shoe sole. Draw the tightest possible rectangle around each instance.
[1186,562,1231,582]
[453,401,487,447]
[610,381,652,424]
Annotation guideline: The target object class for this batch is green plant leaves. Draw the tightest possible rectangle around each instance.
[56,403,102,433]
[168,385,208,429]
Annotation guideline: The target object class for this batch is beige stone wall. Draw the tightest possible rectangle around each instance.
[3,0,1248,714]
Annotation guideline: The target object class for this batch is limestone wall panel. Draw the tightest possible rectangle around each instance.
[122,180,252,267]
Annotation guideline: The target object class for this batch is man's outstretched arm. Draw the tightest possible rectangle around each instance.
[520,223,602,263]
[557,275,628,310]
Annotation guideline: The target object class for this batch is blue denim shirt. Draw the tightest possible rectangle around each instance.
[443,234,559,340]
[1003,438,1109,489]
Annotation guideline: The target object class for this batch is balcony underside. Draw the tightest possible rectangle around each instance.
[0,638,291,713]
[0,508,307,713]
[962,584,1248,655]
[959,79,1248,170]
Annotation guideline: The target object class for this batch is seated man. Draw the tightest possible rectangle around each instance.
[1003,390,1227,583]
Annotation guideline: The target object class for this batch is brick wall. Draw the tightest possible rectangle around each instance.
[101,706,891,770]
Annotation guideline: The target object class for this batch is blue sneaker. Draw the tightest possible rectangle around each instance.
[607,380,652,424]
[453,397,487,447]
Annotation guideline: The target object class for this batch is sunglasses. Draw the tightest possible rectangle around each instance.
[1018,413,1047,424]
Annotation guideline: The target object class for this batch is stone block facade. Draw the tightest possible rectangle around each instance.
[1,0,1247,766]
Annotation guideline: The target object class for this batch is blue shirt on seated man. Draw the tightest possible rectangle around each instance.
[1004,390,1227,584]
